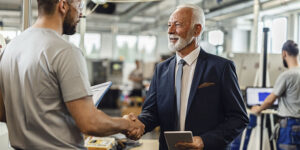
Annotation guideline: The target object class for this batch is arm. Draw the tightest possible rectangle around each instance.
[252,72,285,114]
[129,76,143,82]
[54,48,143,137]
[251,93,278,114]
[0,91,6,122]
[66,96,143,137]
[138,66,159,133]
[201,61,249,149]
[129,71,143,83]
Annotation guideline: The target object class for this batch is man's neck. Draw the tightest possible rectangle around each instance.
[177,40,198,58]
[32,15,63,35]
[288,58,299,69]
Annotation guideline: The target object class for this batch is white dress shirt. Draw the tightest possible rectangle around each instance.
[175,47,200,131]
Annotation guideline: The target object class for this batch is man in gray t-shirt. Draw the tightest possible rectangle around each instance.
[251,40,300,150]
[0,0,144,149]
[273,67,300,118]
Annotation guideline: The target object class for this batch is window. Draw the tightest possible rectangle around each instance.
[138,36,157,62]
[270,17,287,53]
[208,30,224,46]
[116,35,137,62]
[116,35,157,62]
[69,33,101,58]
[0,30,18,41]
[207,30,223,54]
[84,33,101,58]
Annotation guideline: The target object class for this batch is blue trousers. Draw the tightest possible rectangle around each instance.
[277,118,300,150]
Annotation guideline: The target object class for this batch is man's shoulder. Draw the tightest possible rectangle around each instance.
[41,33,82,56]
[155,55,176,70]
[279,68,300,79]
[27,27,77,51]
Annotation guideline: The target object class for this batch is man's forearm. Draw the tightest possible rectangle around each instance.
[259,93,277,112]
[84,110,130,137]
[258,101,273,112]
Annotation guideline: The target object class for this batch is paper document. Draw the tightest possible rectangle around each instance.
[91,81,112,107]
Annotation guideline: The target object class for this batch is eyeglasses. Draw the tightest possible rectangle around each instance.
[62,0,85,13]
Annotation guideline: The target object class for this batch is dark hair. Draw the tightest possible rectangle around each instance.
[37,0,60,16]
[282,40,299,56]
[37,0,73,16]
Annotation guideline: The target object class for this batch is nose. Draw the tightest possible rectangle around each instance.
[168,24,175,34]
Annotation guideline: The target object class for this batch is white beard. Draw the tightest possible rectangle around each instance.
[168,30,195,52]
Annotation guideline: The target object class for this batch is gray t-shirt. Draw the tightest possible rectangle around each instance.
[0,28,92,149]
[273,67,300,118]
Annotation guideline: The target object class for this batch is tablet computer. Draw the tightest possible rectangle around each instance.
[91,81,112,107]
[164,131,193,150]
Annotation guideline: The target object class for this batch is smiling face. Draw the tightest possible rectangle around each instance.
[168,7,195,52]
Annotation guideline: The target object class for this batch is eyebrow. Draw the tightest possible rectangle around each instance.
[168,21,180,24]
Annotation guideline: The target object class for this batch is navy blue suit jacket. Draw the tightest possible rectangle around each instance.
[138,49,249,150]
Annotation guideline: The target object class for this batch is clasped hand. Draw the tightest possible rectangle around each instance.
[123,113,145,140]
[175,136,204,150]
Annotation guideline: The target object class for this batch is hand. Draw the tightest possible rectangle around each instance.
[175,136,204,150]
[123,113,145,140]
[251,105,262,114]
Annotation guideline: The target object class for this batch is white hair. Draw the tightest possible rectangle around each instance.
[175,4,205,40]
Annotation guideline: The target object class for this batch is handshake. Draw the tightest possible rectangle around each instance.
[123,113,145,140]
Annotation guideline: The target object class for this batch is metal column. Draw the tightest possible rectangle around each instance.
[262,28,269,88]
[80,0,87,55]
[22,0,32,31]
[250,0,260,52]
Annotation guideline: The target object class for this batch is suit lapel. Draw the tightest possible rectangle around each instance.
[186,49,208,114]
[168,57,176,97]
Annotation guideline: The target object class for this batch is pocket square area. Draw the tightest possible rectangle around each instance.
[198,82,216,88]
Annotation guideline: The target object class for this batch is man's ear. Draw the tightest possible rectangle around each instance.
[282,50,287,58]
[58,0,69,16]
[194,24,202,36]
[193,24,202,37]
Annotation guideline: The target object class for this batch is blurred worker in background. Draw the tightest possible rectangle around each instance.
[252,40,300,150]
[129,60,143,97]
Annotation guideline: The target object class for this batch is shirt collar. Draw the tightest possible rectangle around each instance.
[176,46,200,66]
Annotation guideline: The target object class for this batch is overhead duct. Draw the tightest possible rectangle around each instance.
[203,0,251,12]
[119,1,160,22]
[206,1,254,19]
[206,0,300,21]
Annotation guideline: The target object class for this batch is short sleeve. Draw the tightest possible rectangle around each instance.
[273,73,287,96]
[53,47,92,102]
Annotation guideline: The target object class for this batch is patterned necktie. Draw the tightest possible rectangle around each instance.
[175,59,185,130]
